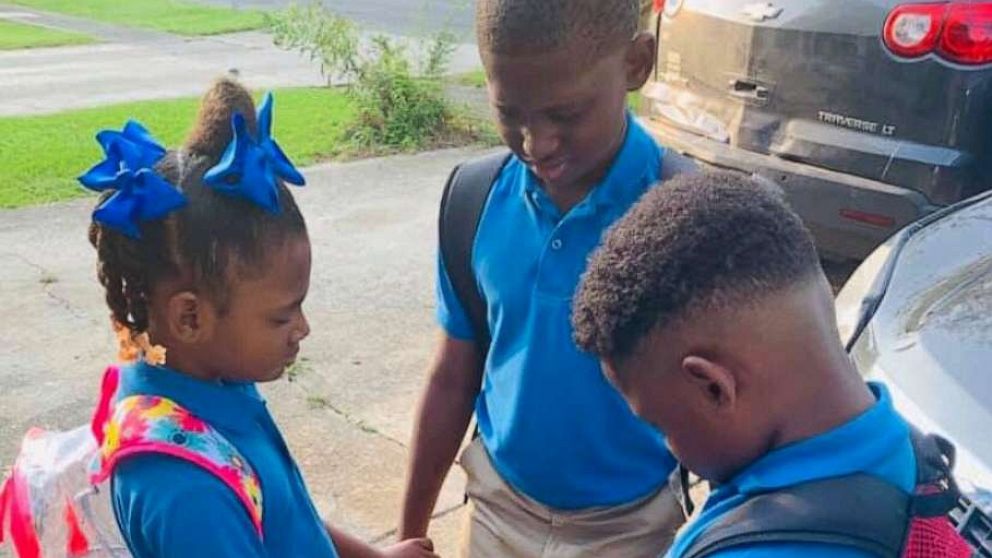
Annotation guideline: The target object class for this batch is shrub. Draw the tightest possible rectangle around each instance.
[267,3,470,151]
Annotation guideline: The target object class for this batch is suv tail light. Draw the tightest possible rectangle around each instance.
[884,2,992,65]
[941,4,992,64]
[884,4,946,58]
[654,0,685,17]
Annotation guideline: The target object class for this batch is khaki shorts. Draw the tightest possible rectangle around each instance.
[458,439,685,558]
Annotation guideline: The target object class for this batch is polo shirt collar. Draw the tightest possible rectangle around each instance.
[118,361,268,435]
[522,111,659,213]
[728,383,908,494]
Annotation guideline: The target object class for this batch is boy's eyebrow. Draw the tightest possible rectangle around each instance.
[495,99,586,114]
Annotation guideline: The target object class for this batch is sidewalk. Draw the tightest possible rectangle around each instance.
[0,147,499,555]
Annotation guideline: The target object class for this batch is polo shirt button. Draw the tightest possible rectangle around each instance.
[551,238,563,250]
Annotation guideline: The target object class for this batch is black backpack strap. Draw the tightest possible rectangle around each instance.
[908,429,962,518]
[683,429,967,558]
[681,474,911,558]
[670,463,696,520]
[438,149,512,352]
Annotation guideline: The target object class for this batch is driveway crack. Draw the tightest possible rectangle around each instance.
[3,252,93,322]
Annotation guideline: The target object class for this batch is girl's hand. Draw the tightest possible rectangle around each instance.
[382,537,439,558]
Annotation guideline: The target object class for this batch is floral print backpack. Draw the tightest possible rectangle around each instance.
[1,366,263,557]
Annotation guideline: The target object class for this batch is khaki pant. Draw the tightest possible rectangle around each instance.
[458,439,685,558]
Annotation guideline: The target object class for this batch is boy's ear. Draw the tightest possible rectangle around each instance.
[166,291,218,344]
[625,31,656,92]
[681,355,737,412]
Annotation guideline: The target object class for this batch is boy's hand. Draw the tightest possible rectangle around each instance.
[382,538,439,558]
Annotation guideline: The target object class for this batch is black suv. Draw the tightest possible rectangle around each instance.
[642,0,992,260]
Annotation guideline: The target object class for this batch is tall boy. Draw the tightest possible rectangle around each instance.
[399,0,685,556]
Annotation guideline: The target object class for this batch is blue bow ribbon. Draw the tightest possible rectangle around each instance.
[78,121,186,239]
[203,92,305,213]
[79,120,167,190]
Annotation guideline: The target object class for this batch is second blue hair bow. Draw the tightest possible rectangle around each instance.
[78,120,186,239]
[203,92,305,213]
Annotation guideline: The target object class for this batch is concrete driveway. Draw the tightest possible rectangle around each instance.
[0,147,498,555]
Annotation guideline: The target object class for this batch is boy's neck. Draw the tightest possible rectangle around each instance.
[768,351,875,451]
[543,182,597,215]
[540,115,629,214]
[753,280,877,455]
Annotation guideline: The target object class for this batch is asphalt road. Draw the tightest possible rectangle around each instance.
[0,3,482,116]
[198,0,477,39]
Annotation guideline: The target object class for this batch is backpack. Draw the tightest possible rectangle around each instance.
[0,366,263,558]
[438,146,699,351]
[677,431,986,558]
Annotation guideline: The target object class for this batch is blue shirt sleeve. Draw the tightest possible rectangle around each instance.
[709,543,876,558]
[112,455,268,558]
[435,252,477,341]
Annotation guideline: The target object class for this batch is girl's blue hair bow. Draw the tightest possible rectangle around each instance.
[78,121,187,239]
[203,92,305,213]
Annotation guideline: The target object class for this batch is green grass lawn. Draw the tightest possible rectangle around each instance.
[0,20,95,49]
[0,88,355,208]
[452,68,487,89]
[628,91,643,112]
[8,0,264,36]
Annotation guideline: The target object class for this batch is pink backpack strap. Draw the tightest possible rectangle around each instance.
[90,366,121,446]
[90,394,264,538]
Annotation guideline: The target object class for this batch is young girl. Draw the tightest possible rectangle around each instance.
[83,78,437,558]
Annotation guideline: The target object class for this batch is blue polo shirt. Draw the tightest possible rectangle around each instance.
[110,362,338,558]
[666,383,917,558]
[437,113,676,509]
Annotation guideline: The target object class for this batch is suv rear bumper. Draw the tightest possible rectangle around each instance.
[646,119,942,261]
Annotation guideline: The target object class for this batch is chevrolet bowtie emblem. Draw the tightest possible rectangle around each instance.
[742,2,783,22]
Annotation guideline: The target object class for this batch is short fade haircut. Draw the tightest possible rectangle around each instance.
[476,0,641,57]
[573,172,822,362]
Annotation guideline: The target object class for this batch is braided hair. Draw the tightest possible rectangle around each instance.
[88,78,308,362]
